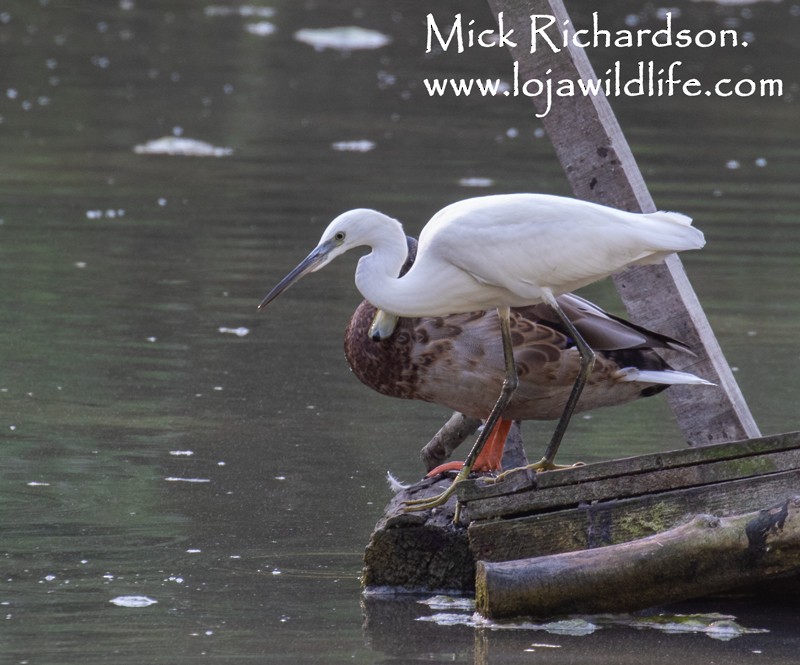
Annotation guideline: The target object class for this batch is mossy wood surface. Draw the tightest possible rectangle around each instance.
[460,432,800,523]
[470,466,800,563]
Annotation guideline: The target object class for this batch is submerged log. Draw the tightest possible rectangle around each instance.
[476,497,800,619]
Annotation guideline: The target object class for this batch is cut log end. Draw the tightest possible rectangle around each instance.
[362,476,474,593]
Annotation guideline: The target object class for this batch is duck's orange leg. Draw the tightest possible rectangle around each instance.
[426,418,513,477]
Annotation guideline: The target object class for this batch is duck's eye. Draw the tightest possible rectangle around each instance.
[334,231,345,242]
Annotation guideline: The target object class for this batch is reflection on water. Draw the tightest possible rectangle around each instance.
[0,0,797,663]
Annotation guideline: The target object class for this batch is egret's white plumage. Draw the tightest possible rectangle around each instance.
[259,193,705,517]
[273,194,703,319]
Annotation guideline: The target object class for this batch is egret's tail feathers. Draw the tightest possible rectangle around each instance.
[616,367,715,386]
[651,210,693,227]
[648,210,706,251]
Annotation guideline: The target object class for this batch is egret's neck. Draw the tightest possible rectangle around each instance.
[353,215,411,315]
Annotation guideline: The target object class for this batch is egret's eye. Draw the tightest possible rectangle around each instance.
[334,231,345,242]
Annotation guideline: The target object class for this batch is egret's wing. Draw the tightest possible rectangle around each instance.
[420,194,699,300]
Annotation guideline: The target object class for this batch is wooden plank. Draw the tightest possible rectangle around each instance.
[459,431,800,505]
[457,430,799,512]
[536,431,800,488]
[464,446,800,522]
[484,0,760,444]
[360,435,800,592]
[469,468,800,563]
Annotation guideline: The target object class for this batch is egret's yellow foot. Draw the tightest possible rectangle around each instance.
[403,466,472,511]
[485,457,583,484]
[402,484,458,512]
[406,419,514,515]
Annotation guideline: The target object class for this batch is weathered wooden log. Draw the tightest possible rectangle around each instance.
[420,412,481,471]
[364,432,800,593]
[361,475,471,592]
[476,497,800,619]
[362,422,528,592]
[484,0,759,444]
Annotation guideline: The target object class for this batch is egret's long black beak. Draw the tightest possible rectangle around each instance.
[258,240,335,310]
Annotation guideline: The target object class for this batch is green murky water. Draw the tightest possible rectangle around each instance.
[0,1,797,663]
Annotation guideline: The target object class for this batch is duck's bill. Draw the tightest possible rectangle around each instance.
[258,241,333,310]
[368,309,400,341]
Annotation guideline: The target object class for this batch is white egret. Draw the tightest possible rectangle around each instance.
[259,193,705,511]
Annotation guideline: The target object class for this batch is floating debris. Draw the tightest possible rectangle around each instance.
[245,22,276,36]
[169,450,194,456]
[419,595,476,612]
[614,613,770,641]
[294,26,391,52]
[690,0,781,4]
[109,595,158,608]
[331,140,375,153]
[164,477,211,483]
[418,612,478,627]
[504,618,599,636]
[218,326,250,337]
[419,608,767,641]
[204,5,275,18]
[525,643,562,651]
[458,177,494,188]
[419,612,598,635]
[133,137,233,157]
[86,209,125,220]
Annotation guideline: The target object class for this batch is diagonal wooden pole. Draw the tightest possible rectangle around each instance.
[485,0,760,444]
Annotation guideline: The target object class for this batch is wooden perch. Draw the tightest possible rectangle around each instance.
[364,430,800,602]
[476,497,800,619]
[362,1,783,607]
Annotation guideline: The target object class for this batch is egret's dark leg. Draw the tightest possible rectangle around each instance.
[493,289,595,480]
[404,306,518,514]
